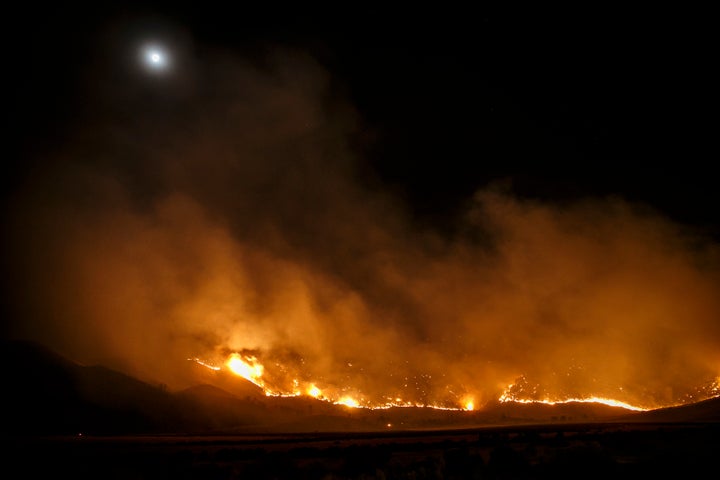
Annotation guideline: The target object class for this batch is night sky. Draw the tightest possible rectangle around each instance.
[6,5,717,232]
[2,4,718,408]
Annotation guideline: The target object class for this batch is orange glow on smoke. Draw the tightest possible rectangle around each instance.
[11,58,720,428]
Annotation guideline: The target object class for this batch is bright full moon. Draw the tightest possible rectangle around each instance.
[140,44,170,72]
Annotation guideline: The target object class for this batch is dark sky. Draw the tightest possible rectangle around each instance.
[2,4,719,409]
[5,4,717,234]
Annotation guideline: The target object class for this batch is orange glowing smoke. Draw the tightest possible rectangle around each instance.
[7,43,720,428]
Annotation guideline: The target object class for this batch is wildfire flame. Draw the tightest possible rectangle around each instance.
[191,352,720,412]
[335,396,361,408]
[498,385,648,411]
[307,384,322,398]
[225,353,265,388]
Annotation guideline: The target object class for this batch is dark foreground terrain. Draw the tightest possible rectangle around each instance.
[4,340,719,478]
[5,421,718,479]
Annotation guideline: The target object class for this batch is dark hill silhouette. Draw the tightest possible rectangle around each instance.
[176,383,271,431]
[179,382,239,399]
[477,399,635,426]
[2,339,87,434]
[2,339,719,436]
[186,359,266,399]
[0,339,186,435]
[613,395,720,423]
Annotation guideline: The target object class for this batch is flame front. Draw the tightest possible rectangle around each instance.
[226,353,265,388]
[307,384,322,398]
[190,351,720,413]
[335,396,361,408]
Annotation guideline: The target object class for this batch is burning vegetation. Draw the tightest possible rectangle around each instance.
[191,350,720,412]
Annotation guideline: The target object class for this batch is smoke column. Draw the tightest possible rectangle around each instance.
[3,31,719,409]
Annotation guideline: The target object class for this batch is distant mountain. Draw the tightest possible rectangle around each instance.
[0,339,355,435]
[2,339,718,436]
[1,339,186,435]
[176,383,271,430]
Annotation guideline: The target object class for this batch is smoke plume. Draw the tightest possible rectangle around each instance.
[4,34,720,409]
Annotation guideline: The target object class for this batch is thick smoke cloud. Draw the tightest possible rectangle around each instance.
[4,31,720,409]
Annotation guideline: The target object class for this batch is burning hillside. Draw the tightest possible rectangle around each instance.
[191,349,720,412]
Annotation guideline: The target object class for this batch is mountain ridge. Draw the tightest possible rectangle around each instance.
[2,339,718,435]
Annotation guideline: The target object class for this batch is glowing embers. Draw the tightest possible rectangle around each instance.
[192,352,474,410]
[189,357,221,371]
[499,375,649,411]
[501,393,648,412]
[334,396,361,408]
[194,352,720,412]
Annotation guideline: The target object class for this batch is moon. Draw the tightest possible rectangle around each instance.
[140,44,170,72]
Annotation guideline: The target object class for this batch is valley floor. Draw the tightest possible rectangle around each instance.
[5,421,719,479]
